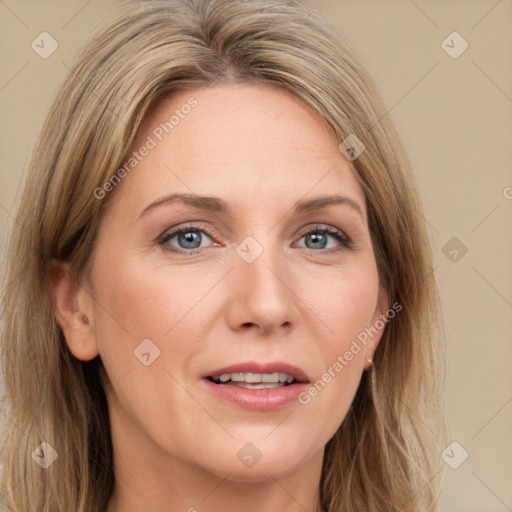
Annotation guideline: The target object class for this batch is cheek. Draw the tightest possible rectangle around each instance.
[317,263,380,351]
[300,263,379,420]
[92,251,212,334]
[88,246,240,407]
[87,251,213,383]
[87,255,215,439]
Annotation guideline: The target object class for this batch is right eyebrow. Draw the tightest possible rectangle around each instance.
[138,193,231,219]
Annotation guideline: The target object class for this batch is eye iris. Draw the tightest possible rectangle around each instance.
[179,230,201,249]
[306,232,327,250]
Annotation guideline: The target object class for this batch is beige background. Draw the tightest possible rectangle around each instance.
[1,1,511,510]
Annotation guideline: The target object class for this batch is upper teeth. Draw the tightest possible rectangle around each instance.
[215,372,294,384]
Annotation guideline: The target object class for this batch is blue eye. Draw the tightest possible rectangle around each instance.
[159,224,215,254]
[158,223,353,255]
[295,226,353,252]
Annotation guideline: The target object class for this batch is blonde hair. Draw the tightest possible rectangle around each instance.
[0,0,448,510]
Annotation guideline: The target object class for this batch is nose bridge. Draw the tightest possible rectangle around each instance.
[236,233,288,297]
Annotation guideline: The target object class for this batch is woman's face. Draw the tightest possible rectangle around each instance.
[77,83,388,481]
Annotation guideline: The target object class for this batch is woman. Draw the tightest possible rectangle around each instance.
[0,0,448,510]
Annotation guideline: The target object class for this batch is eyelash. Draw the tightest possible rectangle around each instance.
[157,222,354,255]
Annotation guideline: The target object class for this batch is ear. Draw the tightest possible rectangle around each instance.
[364,286,390,369]
[47,260,99,361]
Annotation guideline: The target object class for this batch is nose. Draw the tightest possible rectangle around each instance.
[225,238,300,336]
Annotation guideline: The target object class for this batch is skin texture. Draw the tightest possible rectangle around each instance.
[50,83,388,512]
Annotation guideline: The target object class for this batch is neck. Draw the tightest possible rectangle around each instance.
[106,457,325,512]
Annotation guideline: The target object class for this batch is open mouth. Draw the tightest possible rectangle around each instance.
[202,364,310,409]
[206,372,299,389]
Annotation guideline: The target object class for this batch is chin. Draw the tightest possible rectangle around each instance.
[192,437,320,483]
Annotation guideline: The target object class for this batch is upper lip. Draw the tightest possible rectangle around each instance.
[203,361,310,383]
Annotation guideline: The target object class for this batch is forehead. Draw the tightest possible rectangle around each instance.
[108,83,366,218]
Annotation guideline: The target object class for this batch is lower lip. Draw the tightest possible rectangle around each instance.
[202,379,309,411]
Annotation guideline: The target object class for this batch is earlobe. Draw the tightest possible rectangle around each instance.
[47,260,99,361]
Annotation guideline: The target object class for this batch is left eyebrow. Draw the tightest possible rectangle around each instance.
[293,194,363,216]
